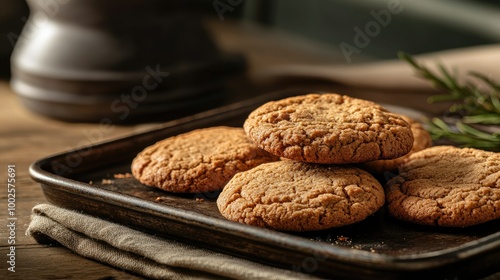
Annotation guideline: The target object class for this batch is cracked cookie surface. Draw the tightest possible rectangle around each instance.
[131,126,279,193]
[386,146,500,227]
[217,160,385,231]
[243,93,414,164]
[361,115,432,174]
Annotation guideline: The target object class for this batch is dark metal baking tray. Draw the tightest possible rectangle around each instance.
[30,90,500,280]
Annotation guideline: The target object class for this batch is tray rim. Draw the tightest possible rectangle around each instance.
[28,91,500,276]
[31,166,500,267]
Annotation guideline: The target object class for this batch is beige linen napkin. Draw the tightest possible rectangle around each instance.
[27,204,320,280]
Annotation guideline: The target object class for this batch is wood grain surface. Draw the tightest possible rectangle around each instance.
[0,81,151,279]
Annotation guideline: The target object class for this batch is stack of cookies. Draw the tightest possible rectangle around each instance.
[132,93,500,231]
[218,93,421,231]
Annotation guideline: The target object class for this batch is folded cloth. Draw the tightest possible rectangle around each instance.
[27,204,320,280]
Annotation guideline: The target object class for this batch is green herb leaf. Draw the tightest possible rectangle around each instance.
[400,52,500,151]
[462,114,500,125]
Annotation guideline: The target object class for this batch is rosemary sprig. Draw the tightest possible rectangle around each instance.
[398,52,500,151]
[427,118,500,151]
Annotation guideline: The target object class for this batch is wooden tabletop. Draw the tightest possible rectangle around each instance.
[0,80,152,279]
[1,19,496,280]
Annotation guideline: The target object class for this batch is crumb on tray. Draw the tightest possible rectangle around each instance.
[101,179,114,185]
[114,173,133,179]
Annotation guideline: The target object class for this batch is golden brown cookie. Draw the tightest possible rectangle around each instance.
[386,146,500,227]
[131,126,279,193]
[243,93,414,164]
[361,115,432,174]
[217,160,385,231]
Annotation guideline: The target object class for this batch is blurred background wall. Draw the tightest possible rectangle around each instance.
[243,0,500,63]
[2,0,500,74]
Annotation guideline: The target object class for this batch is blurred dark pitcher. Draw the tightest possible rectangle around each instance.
[10,0,245,123]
